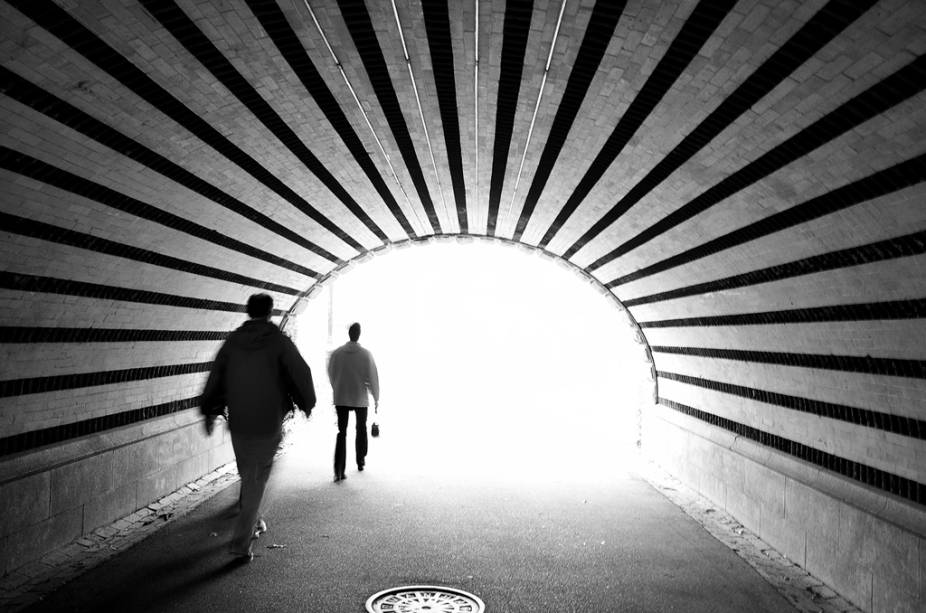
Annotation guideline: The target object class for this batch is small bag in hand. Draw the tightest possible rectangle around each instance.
[370,404,380,437]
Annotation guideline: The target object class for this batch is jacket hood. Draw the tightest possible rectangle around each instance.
[229,319,279,350]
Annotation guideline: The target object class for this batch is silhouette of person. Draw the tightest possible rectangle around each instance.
[327,322,379,481]
[200,293,315,561]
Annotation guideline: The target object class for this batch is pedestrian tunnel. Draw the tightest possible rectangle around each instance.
[286,238,654,483]
[0,1,924,611]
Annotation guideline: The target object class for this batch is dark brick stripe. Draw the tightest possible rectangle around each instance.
[421,0,468,234]
[6,0,358,254]
[0,396,200,457]
[657,397,925,505]
[621,230,926,303]
[639,298,926,328]
[0,148,320,279]
[511,0,625,241]
[0,212,301,295]
[559,0,877,257]
[658,370,925,439]
[244,0,416,238]
[538,0,737,249]
[587,54,926,269]
[337,0,442,234]
[140,0,384,244]
[652,346,926,379]
[612,153,926,287]
[0,271,281,314]
[0,327,228,343]
[485,0,533,237]
[0,66,338,261]
[0,362,212,397]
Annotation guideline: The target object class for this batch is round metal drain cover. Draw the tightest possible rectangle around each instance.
[365,585,485,612]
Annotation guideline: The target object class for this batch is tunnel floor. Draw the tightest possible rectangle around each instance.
[17,416,802,613]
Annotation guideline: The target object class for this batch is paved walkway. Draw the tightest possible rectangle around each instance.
[3,414,860,612]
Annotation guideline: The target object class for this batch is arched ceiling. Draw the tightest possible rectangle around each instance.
[1,0,925,506]
[3,0,923,293]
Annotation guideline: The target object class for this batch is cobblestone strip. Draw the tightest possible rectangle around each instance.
[0,463,240,613]
[638,460,863,613]
[0,422,306,613]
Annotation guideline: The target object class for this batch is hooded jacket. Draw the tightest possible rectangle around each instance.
[327,341,379,408]
[201,319,316,436]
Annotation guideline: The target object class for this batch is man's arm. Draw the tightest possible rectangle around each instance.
[200,344,228,435]
[282,337,316,415]
[367,351,380,408]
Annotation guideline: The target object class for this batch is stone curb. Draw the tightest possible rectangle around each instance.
[0,462,240,613]
[638,460,863,613]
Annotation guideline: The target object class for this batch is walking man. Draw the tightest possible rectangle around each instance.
[327,322,379,481]
[201,293,316,561]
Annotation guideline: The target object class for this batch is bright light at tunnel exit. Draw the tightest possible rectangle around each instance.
[292,240,653,484]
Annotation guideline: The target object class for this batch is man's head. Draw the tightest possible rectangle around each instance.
[348,322,361,342]
[246,293,274,320]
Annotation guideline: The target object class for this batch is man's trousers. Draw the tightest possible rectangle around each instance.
[229,430,281,555]
[334,406,368,477]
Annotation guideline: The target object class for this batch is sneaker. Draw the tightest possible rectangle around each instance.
[229,551,254,565]
[254,519,267,538]
[229,549,254,563]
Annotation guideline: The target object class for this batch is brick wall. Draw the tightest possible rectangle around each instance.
[0,2,924,610]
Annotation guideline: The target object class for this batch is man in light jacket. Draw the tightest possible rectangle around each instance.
[327,322,379,481]
[201,293,316,561]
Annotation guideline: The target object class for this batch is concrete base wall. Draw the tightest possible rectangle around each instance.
[0,412,234,576]
[642,405,926,613]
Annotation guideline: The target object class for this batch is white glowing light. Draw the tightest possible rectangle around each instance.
[294,240,652,484]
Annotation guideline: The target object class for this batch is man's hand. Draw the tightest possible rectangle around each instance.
[204,415,216,436]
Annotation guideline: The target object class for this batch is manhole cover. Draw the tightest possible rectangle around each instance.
[365,585,485,612]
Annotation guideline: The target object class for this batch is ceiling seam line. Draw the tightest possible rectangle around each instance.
[246,0,417,240]
[302,0,429,238]
[5,0,354,261]
[500,0,567,237]
[473,0,481,233]
[390,0,453,233]
[139,0,386,248]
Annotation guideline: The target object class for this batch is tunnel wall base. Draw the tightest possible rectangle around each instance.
[0,413,234,576]
[641,404,925,613]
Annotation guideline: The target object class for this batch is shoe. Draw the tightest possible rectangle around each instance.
[253,519,267,538]
[228,549,254,563]
[334,473,346,482]
[358,463,364,472]
[230,553,253,565]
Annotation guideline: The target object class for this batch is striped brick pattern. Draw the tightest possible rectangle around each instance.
[1,1,924,608]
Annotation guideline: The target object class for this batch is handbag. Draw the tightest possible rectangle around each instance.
[371,405,380,437]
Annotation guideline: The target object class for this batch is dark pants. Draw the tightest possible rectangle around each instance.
[229,430,281,555]
[334,406,368,476]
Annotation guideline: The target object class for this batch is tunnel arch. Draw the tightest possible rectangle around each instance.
[0,1,923,610]
[279,234,658,403]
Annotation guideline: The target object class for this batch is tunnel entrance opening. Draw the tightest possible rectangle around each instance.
[287,238,653,484]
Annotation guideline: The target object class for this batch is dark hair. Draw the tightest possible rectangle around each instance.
[348,322,361,342]
[246,294,273,319]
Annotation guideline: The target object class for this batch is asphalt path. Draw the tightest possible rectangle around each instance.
[23,412,795,612]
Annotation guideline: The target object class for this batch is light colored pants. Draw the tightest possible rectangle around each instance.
[229,430,281,555]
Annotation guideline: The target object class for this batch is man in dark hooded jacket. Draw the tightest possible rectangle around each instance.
[201,293,316,561]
